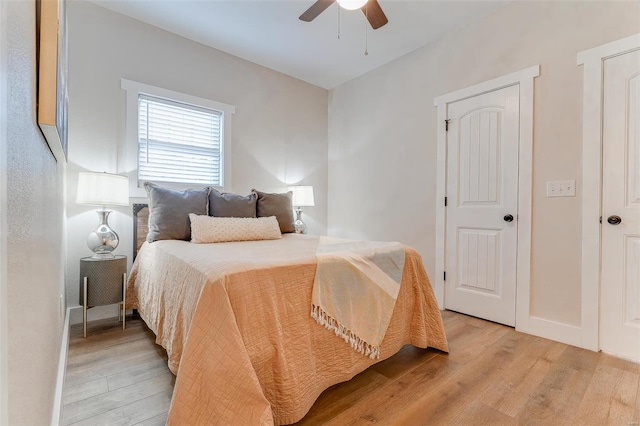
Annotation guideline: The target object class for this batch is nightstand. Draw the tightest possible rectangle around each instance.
[79,255,127,338]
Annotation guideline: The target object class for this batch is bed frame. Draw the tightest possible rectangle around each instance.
[132,203,149,260]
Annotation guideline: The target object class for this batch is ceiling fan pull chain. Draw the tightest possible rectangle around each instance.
[364,4,369,55]
[337,4,341,39]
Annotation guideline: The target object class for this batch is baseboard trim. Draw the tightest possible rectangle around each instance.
[69,304,127,325]
[526,316,582,348]
[69,305,82,325]
[50,307,70,426]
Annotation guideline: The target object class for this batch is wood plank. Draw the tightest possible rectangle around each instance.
[446,400,515,426]
[106,357,172,391]
[515,345,600,424]
[322,354,462,425]
[479,336,567,417]
[68,389,172,426]
[370,345,440,380]
[573,361,639,425]
[387,331,533,425]
[62,373,174,425]
[132,412,168,426]
[68,318,150,356]
[65,346,166,388]
[65,332,167,388]
[295,368,389,425]
[67,336,160,371]
[63,377,108,406]
[440,315,511,364]
[62,313,640,425]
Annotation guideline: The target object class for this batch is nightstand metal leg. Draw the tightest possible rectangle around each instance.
[83,277,88,338]
[122,272,127,330]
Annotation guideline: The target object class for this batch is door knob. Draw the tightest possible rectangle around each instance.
[503,214,514,222]
[607,215,622,225]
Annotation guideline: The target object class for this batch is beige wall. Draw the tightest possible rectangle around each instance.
[328,1,640,327]
[4,1,67,424]
[65,1,329,320]
[0,1,7,421]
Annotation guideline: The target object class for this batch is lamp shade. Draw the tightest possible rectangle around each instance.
[76,172,129,207]
[288,185,315,207]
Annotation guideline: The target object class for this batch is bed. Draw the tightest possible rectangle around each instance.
[126,202,448,425]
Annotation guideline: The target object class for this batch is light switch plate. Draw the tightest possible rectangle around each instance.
[546,180,576,197]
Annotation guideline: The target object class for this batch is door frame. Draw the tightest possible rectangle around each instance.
[578,33,640,352]
[433,65,539,332]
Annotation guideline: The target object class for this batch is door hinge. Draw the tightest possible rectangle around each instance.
[444,196,448,207]
[445,119,451,131]
[599,216,602,224]
[443,271,446,281]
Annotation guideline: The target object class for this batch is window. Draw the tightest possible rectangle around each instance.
[138,95,222,186]
[121,79,235,197]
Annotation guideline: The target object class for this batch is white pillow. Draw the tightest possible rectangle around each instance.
[189,214,282,244]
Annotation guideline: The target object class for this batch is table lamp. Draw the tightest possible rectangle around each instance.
[288,185,315,234]
[76,172,129,258]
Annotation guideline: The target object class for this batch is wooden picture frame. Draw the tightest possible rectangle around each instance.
[37,0,68,163]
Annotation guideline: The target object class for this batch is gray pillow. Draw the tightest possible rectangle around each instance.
[144,183,209,242]
[252,189,295,234]
[209,188,257,218]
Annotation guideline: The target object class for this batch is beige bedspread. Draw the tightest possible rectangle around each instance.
[126,234,448,425]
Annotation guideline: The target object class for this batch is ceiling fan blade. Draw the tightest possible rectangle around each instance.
[362,0,388,30]
[299,0,336,22]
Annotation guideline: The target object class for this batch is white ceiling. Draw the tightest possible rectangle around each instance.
[89,0,510,90]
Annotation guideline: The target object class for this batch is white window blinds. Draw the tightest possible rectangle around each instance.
[138,94,223,186]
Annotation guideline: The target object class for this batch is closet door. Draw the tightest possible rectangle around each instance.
[600,49,640,362]
[445,85,520,326]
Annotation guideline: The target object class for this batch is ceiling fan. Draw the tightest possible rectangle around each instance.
[299,0,389,30]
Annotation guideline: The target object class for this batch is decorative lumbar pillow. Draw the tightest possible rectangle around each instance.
[252,189,295,233]
[189,214,282,243]
[144,182,210,242]
[209,188,257,218]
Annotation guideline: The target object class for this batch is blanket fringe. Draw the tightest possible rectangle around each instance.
[311,304,380,359]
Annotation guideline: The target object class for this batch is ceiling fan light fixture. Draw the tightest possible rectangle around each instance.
[336,0,368,11]
[299,0,387,30]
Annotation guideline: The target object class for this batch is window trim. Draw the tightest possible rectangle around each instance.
[121,79,235,197]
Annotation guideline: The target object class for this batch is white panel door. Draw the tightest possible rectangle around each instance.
[600,49,640,362]
[445,85,520,326]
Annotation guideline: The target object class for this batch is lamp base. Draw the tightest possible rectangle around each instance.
[90,252,116,260]
[294,208,307,234]
[88,209,119,257]
[294,219,307,234]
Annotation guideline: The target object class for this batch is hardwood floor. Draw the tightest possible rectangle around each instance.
[63,319,174,425]
[62,311,640,425]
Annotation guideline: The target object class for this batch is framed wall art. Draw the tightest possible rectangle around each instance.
[37,0,68,163]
